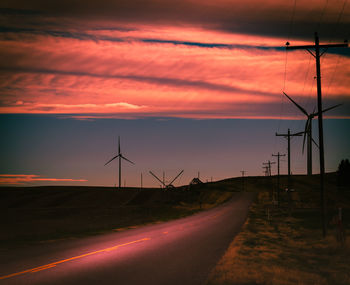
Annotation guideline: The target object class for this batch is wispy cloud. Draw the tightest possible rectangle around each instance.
[1,1,349,39]
[0,2,349,119]
[0,174,87,185]
[0,25,293,53]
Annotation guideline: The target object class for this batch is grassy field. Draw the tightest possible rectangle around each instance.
[207,173,350,285]
[2,174,349,284]
[0,183,233,249]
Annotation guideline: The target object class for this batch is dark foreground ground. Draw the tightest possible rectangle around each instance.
[207,173,350,285]
[0,183,233,249]
[1,173,349,284]
[0,192,254,285]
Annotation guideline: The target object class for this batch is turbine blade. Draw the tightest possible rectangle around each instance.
[149,171,166,186]
[321,103,342,114]
[120,155,135,165]
[302,133,307,155]
[169,170,184,185]
[314,103,342,117]
[312,137,319,148]
[104,154,120,166]
[293,131,304,136]
[283,92,309,117]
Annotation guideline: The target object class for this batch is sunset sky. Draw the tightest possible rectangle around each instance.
[0,0,349,187]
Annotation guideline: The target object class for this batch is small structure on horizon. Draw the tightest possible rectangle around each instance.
[189,177,203,185]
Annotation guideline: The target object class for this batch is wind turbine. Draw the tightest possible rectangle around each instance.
[149,170,184,189]
[283,92,341,175]
[104,136,134,188]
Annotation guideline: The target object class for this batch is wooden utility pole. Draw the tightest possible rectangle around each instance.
[141,173,143,189]
[272,152,286,205]
[240,170,246,192]
[276,129,302,211]
[286,33,348,237]
[263,160,275,199]
[262,166,269,176]
[263,160,275,176]
[276,129,302,188]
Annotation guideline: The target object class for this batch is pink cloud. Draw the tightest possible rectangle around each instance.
[0,25,349,119]
[0,174,87,185]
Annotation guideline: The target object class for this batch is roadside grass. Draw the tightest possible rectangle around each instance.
[0,185,234,248]
[207,174,350,285]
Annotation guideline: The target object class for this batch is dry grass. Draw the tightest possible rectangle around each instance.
[0,185,233,248]
[176,190,233,211]
[207,188,350,285]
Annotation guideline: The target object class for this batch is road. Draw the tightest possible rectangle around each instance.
[0,192,254,285]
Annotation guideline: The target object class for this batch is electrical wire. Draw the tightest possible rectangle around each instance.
[288,0,297,41]
[322,0,348,99]
[275,0,297,153]
[328,0,348,44]
[317,0,329,32]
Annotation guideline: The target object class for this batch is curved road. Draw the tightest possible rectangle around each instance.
[0,192,254,285]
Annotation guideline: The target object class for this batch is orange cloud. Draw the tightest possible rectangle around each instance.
[0,174,87,185]
[0,24,349,119]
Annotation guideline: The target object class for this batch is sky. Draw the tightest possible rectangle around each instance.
[0,0,349,187]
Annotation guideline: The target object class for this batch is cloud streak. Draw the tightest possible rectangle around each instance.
[0,174,87,185]
[1,0,349,39]
[0,1,349,119]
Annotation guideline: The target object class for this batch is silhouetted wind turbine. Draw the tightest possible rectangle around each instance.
[104,136,134,188]
[149,170,184,189]
[283,92,341,175]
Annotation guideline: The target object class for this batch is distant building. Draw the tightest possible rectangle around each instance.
[189,178,203,185]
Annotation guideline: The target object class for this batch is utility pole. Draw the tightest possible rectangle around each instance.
[262,166,269,176]
[276,129,302,211]
[286,33,348,237]
[272,152,286,205]
[119,154,121,189]
[263,160,275,176]
[119,137,121,188]
[276,129,302,187]
[263,160,275,199]
[141,173,143,189]
[240,170,246,192]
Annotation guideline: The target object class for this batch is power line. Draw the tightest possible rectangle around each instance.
[276,0,298,152]
[288,0,297,41]
[328,0,348,43]
[323,0,348,98]
[286,33,349,237]
[324,55,343,98]
[316,0,329,32]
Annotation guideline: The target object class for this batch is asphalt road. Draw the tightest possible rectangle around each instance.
[0,192,254,285]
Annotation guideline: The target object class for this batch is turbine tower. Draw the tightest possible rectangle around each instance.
[283,92,340,175]
[104,136,134,188]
